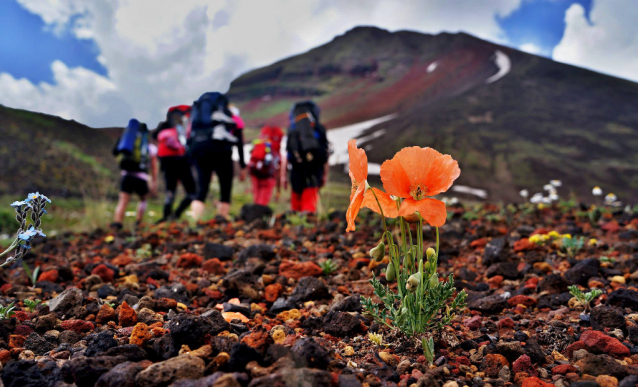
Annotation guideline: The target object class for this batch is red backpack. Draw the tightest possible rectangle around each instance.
[249,140,275,178]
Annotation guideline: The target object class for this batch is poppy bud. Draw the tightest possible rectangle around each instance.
[369,242,385,262]
[429,273,439,288]
[386,262,396,281]
[423,261,431,271]
[426,247,436,260]
[406,273,420,292]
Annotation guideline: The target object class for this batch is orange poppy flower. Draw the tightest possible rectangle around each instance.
[346,139,368,231]
[380,147,460,227]
[361,188,399,218]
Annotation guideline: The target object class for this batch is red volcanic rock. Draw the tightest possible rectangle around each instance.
[111,254,133,266]
[38,269,59,283]
[484,354,509,377]
[61,319,94,334]
[575,330,630,358]
[264,283,283,303]
[507,295,537,307]
[202,258,224,274]
[512,354,537,377]
[552,364,577,374]
[522,377,555,387]
[91,264,115,282]
[177,253,203,268]
[118,301,137,327]
[497,317,515,329]
[96,304,116,324]
[464,315,482,330]
[279,260,322,280]
[129,323,152,346]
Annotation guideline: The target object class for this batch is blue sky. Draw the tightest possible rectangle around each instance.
[0,0,107,84]
[0,0,634,127]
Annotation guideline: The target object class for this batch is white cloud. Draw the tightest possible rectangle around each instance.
[519,43,541,54]
[2,0,522,127]
[553,2,638,82]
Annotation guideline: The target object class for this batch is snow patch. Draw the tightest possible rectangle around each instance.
[427,61,439,73]
[452,185,487,199]
[485,50,510,84]
[327,115,396,166]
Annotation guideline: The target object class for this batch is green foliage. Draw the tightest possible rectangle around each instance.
[422,337,435,365]
[462,211,479,221]
[135,243,153,260]
[568,285,603,312]
[319,259,338,276]
[288,213,312,228]
[0,302,16,320]
[561,236,585,258]
[23,299,41,313]
[361,198,467,340]
[22,261,40,287]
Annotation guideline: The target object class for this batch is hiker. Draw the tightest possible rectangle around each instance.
[188,92,246,220]
[112,119,158,229]
[283,101,329,213]
[152,105,197,223]
[248,126,284,206]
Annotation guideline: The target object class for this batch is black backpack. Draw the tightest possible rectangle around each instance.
[189,92,236,144]
[287,101,325,165]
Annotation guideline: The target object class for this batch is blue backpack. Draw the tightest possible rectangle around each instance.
[190,92,235,143]
[115,119,149,172]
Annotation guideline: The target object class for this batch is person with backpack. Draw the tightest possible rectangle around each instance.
[112,119,158,229]
[152,105,197,223]
[188,92,246,220]
[284,101,329,213]
[249,126,284,205]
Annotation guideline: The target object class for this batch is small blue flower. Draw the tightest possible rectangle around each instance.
[25,192,39,202]
[17,226,45,241]
[25,192,50,203]
[10,201,28,208]
[18,229,36,241]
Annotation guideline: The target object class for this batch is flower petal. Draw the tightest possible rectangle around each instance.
[380,147,460,198]
[348,139,368,183]
[346,184,366,232]
[420,148,460,195]
[380,156,412,198]
[398,197,448,227]
[362,188,399,218]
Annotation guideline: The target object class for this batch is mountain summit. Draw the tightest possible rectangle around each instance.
[229,26,638,202]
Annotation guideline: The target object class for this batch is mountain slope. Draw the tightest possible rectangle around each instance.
[228,26,638,202]
[0,104,119,197]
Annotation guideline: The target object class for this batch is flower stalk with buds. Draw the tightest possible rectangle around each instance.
[0,193,50,267]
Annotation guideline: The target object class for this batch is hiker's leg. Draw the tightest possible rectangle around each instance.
[300,187,318,213]
[290,191,301,212]
[257,177,276,206]
[136,195,148,222]
[216,155,233,218]
[114,192,130,223]
[162,160,178,219]
[192,155,214,220]
[250,175,260,204]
